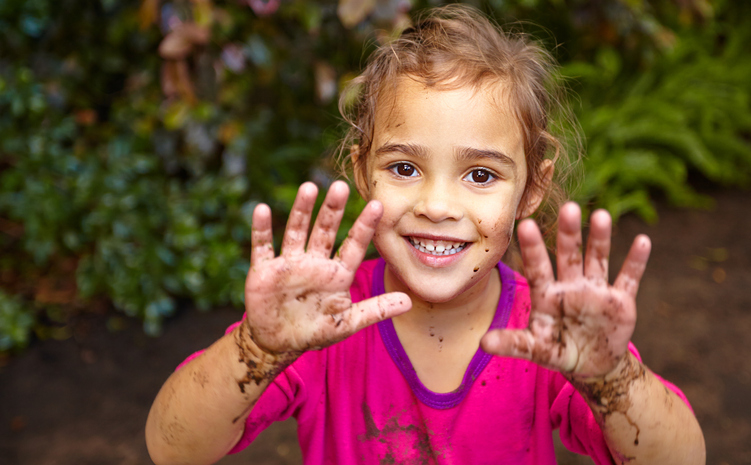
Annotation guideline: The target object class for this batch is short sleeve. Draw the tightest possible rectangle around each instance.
[228,355,316,453]
[174,322,320,455]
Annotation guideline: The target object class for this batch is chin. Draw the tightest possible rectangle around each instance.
[386,265,481,304]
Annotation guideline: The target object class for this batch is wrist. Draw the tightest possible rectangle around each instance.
[567,352,646,417]
[233,318,300,394]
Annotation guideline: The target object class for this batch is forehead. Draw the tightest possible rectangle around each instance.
[371,77,525,163]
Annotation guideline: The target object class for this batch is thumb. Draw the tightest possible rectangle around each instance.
[482,329,580,372]
[340,292,412,335]
[481,328,536,360]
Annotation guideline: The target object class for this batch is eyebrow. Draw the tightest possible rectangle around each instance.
[456,146,517,173]
[374,143,428,159]
[375,143,517,173]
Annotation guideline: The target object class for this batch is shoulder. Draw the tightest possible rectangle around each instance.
[498,262,532,330]
[350,258,381,303]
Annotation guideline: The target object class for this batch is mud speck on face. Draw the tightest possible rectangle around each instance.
[473,267,479,272]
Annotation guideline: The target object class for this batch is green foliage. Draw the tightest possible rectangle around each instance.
[0,0,749,350]
[0,289,34,351]
[0,0,351,341]
[566,17,751,220]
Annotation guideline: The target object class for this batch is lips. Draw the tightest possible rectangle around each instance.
[408,237,467,256]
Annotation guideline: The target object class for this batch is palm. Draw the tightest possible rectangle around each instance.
[482,203,650,379]
[244,181,410,355]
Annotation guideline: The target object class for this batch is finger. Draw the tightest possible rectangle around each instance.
[614,234,651,298]
[517,219,554,290]
[556,202,583,282]
[338,292,412,335]
[281,182,318,255]
[481,328,579,372]
[336,200,383,272]
[583,209,612,282]
[307,181,349,258]
[481,328,536,361]
[250,203,274,267]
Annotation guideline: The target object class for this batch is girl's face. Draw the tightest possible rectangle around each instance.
[357,78,544,304]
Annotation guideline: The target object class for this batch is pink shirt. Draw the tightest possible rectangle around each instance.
[184,259,690,464]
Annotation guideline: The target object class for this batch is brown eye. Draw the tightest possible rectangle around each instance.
[465,169,494,184]
[391,163,417,177]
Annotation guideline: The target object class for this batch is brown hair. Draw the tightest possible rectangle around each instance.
[337,4,580,240]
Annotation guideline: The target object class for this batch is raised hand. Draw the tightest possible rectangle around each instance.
[243,181,411,357]
[481,202,651,379]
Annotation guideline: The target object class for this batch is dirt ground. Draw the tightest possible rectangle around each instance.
[1,188,749,465]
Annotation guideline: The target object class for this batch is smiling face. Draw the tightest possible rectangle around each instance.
[356,78,548,305]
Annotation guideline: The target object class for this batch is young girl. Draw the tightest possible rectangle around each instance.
[146,5,704,464]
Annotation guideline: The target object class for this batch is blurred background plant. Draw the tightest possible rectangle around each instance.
[0,0,748,350]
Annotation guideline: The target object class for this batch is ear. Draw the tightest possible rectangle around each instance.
[351,145,371,199]
[516,159,554,219]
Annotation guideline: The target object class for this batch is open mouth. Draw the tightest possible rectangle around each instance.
[408,237,467,256]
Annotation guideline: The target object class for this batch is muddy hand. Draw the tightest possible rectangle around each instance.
[244,181,411,356]
[481,202,651,379]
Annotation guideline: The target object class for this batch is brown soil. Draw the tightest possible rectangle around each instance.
[1,189,750,465]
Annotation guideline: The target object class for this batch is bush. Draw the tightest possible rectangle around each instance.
[0,0,355,338]
[567,17,751,220]
[0,0,748,349]
[0,289,34,351]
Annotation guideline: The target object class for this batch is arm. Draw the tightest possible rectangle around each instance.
[482,203,705,464]
[145,181,411,465]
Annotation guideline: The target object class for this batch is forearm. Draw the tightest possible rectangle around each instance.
[572,352,705,464]
[145,320,296,465]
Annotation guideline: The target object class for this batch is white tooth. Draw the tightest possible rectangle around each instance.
[426,244,435,251]
[435,245,445,253]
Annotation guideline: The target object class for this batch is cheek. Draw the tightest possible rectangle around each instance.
[476,210,516,256]
[491,217,516,249]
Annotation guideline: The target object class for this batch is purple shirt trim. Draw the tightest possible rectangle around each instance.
[375,259,517,410]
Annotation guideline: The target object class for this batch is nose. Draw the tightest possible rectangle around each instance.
[412,178,464,223]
